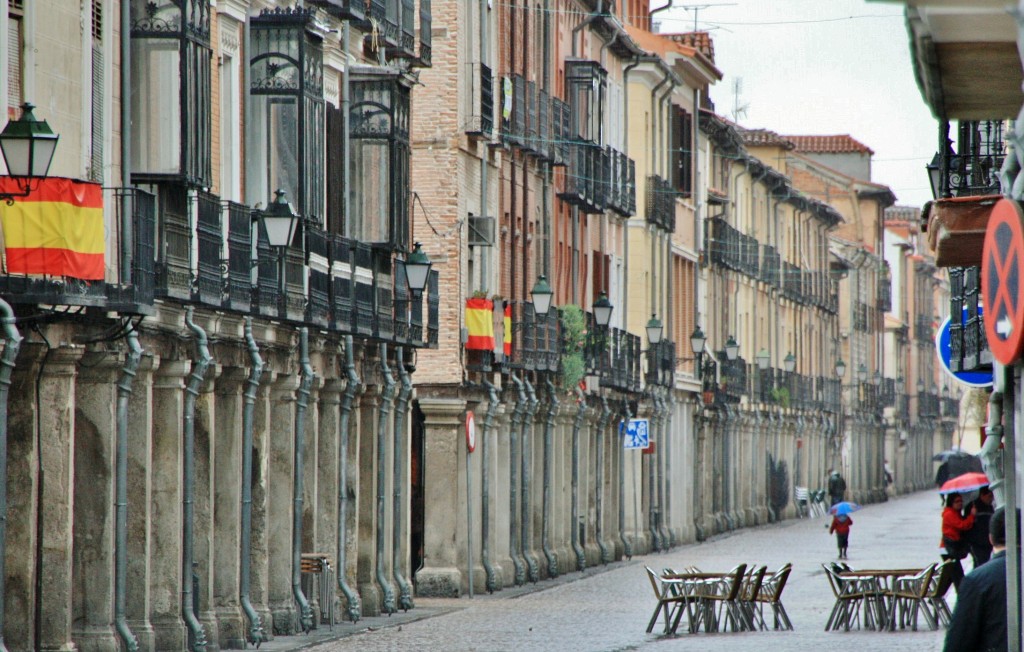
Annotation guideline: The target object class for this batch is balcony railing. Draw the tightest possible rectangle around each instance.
[949,266,990,372]
[918,392,940,418]
[914,313,933,342]
[559,142,607,214]
[643,339,675,389]
[551,98,570,166]
[645,174,675,232]
[943,120,1005,198]
[606,146,635,217]
[760,245,780,287]
[465,62,494,137]
[717,353,747,403]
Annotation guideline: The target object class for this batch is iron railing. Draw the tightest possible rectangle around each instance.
[645,174,675,232]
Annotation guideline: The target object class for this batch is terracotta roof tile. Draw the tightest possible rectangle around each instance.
[783,134,875,155]
[735,126,795,150]
[663,32,715,62]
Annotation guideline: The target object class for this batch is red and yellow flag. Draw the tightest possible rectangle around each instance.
[465,298,494,350]
[0,177,105,280]
[503,303,512,356]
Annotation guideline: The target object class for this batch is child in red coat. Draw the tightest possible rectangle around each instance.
[829,514,853,559]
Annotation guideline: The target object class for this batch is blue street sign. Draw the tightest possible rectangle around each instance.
[621,418,650,449]
[935,311,994,388]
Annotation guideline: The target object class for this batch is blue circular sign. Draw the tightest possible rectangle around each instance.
[935,313,994,388]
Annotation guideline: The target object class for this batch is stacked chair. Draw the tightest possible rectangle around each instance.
[754,563,794,630]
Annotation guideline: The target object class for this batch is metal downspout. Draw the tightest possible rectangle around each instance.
[980,388,1005,505]
[392,348,414,610]
[376,344,397,613]
[0,300,20,652]
[521,378,540,582]
[570,0,604,58]
[481,379,500,593]
[292,329,314,632]
[239,318,266,644]
[114,331,143,652]
[662,392,674,546]
[596,397,611,563]
[648,392,661,551]
[541,378,558,578]
[571,386,587,571]
[618,400,632,558]
[337,337,362,621]
[509,375,526,585]
[183,307,210,651]
[480,0,491,284]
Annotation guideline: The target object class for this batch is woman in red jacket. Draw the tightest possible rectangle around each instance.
[941,493,975,590]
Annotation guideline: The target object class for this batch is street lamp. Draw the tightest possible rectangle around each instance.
[645,314,663,345]
[926,151,942,200]
[857,363,868,383]
[916,379,925,394]
[592,291,613,328]
[756,348,770,371]
[531,275,554,317]
[784,352,796,373]
[835,357,846,379]
[724,335,739,361]
[404,242,432,296]
[0,102,59,204]
[259,189,301,248]
[872,370,882,387]
[690,326,706,355]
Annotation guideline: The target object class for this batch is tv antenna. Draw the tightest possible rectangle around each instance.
[731,77,749,122]
[679,2,737,32]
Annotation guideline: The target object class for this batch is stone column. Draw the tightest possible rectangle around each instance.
[268,373,299,634]
[414,396,467,596]
[249,373,274,636]
[71,351,122,651]
[212,367,246,648]
[554,401,573,575]
[195,364,221,648]
[150,359,191,650]
[356,383,381,614]
[316,379,342,623]
[127,352,158,651]
[300,376,322,623]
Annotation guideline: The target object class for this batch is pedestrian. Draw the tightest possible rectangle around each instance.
[829,513,853,559]
[940,493,975,591]
[943,506,1016,652]
[966,486,995,568]
[883,459,894,487]
[827,470,846,507]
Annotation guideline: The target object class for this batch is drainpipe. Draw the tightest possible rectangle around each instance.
[120,0,132,280]
[0,299,19,652]
[979,387,1005,505]
[393,348,414,610]
[648,392,661,551]
[183,307,210,652]
[337,336,362,621]
[521,378,540,582]
[481,378,500,593]
[622,56,642,324]
[114,332,143,652]
[541,378,558,578]
[571,0,604,58]
[596,396,611,563]
[292,328,314,632]
[480,0,491,284]
[239,318,266,644]
[662,392,674,547]
[508,374,526,585]
[618,400,632,558]
[571,386,587,571]
[376,344,397,612]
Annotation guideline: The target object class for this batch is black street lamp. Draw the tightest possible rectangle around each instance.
[0,103,59,204]
[259,189,301,248]
[872,370,882,387]
[724,335,739,361]
[646,314,663,345]
[592,291,613,328]
[784,352,796,373]
[531,275,554,317]
[835,357,846,379]
[756,348,770,371]
[690,326,706,355]
[857,363,868,384]
[404,242,432,296]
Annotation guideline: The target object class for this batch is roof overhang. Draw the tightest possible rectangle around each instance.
[896,1,1023,119]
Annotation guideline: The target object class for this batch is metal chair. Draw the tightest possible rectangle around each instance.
[737,565,768,631]
[888,563,937,630]
[700,563,748,632]
[922,560,956,627]
[755,563,794,630]
[794,486,810,518]
[645,566,695,634]
[822,563,873,631]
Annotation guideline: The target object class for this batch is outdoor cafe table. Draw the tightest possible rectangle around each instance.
[838,568,925,631]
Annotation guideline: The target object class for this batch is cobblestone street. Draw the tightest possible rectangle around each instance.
[290,490,952,652]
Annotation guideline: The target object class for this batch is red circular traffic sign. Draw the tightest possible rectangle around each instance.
[982,198,1024,364]
[466,410,476,453]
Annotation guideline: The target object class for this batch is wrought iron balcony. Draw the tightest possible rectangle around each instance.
[502,302,561,372]
[643,339,676,389]
[941,396,960,419]
[706,216,759,278]
[918,392,940,418]
[854,301,873,333]
[781,261,802,301]
[877,266,892,313]
[305,0,365,22]
[606,146,635,217]
[536,89,551,161]
[559,142,608,214]
[550,98,570,166]
[914,313,933,342]
[936,120,1005,199]
[949,266,990,372]
[195,190,222,306]
[501,74,527,148]
[645,175,675,232]
[306,227,331,329]
[717,352,747,403]
[760,245,780,287]
[224,201,253,312]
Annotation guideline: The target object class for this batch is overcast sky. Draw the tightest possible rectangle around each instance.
[653,0,938,209]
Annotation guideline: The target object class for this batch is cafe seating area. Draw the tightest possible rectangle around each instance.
[822,560,954,632]
[646,563,793,635]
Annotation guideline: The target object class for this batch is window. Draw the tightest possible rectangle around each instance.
[248,7,325,224]
[89,0,104,182]
[218,19,242,201]
[129,0,212,186]
[564,59,605,144]
[7,0,23,121]
[673,106,692,197]
[348,67,411,249]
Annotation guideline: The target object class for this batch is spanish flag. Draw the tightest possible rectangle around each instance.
[503,303,512,356]
[0,177,104,280]
[465,297,494,351]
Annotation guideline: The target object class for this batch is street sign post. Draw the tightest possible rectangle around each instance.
[466,410,476,453]
[982,198,1024,365]
[622,418,650,449]
[936,314,994,388]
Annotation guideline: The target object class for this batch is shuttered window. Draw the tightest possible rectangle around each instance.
[8,0,23,121]
[90,0,103,182]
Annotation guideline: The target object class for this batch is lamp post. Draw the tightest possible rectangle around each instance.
[257,189,301,313]
[646,315,663,346]
[857,363,868,384]
[531,275,554,317]
[0,102,59,204]
[404,242,432,297]
[724,335,739,361]
[784,353,795,373]
[592,292,613,328]
[835,358,846,379]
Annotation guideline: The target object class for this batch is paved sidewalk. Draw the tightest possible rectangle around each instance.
[269,491,955,651]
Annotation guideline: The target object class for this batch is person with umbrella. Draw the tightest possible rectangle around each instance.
[828,502,860,559]
[941,493,976,591]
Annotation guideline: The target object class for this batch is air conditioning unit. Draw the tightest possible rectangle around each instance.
[468,215,495,246]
